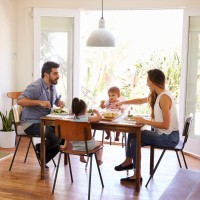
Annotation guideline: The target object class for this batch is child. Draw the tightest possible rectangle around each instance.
[60,97,103,165]
[100,86,123,141]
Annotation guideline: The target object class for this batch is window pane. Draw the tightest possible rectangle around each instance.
[40,17,73,108]
[185,16,200,140]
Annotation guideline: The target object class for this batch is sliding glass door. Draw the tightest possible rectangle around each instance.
[33,9,80,109]
[181,9,200,156]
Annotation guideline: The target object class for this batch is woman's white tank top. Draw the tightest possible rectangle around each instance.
[154,90,179,135]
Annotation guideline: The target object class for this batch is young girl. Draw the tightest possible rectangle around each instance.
[100,86,123,141]
[60,97,103,165]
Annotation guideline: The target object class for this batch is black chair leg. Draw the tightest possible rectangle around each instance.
[24,138,32,163]
[52,152,62,194]
[67,154,73,183]
[181,150,188,169]
[122,132,125,148]
[92,129,96,137]
[110,133,112,145]
[31,139,41,166]
[9,136,22,171]
[95,153,104,188]
[84,130,97,171]
[102,130,105,144]
[88,154,93,200]
[145,149,166,187]
[175,151,182,168]
[52,158,57,167]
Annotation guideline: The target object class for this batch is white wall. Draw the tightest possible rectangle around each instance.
[0,0,16,114]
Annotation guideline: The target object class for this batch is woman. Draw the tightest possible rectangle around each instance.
[115,68,179,183]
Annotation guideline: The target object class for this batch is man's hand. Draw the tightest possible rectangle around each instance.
[39,101,51,109]
[56,99,65,108]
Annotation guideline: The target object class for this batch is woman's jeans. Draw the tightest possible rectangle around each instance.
[24,123,60,164]
[126,130,179,168]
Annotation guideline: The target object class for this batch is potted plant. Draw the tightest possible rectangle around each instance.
[0,109,16,148]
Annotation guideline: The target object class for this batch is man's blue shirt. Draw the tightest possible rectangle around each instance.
[18,78,60,124]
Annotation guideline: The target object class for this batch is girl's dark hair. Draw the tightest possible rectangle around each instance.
[147,69,165,119]
[71,97,87,118]
[41,61,60,78]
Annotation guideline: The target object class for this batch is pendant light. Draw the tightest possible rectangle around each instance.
[87,0,115,47]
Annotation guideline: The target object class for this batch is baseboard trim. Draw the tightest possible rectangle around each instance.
[183,151,200,160]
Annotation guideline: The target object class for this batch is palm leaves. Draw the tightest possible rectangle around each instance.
[0,110,13,132]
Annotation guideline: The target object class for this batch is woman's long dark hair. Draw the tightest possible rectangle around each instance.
[147,69,165,119]
[71,97,87,118]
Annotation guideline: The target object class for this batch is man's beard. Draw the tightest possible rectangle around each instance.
[49,78,58,85]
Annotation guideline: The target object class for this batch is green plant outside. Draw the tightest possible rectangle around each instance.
[81,49,181,114]
[0,110,13,132]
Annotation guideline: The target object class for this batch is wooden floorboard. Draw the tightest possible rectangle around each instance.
[0,136,200,200]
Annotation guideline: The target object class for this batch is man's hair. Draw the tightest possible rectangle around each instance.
[41,61,60,78]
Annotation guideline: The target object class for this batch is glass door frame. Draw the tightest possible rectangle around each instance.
[33,8,81,98]
[181,8,200,156]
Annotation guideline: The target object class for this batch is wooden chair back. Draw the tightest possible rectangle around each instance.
[55,119,92,142]
[12,105,25,135]
[7,92,22,106]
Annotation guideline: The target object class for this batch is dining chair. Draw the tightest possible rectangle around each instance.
[52,119,104,200]
[84,130,127,170]
[9,105,56,171]
[7,92,22,106]
[145,114,193,187]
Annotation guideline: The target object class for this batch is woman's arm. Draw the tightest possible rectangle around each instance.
[134,94,171,129]
[116,97,148,108]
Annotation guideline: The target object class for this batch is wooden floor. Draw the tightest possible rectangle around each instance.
[0,135,200,200]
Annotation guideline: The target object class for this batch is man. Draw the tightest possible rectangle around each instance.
[17,61,65,167]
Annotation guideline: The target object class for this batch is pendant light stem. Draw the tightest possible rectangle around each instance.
[101,0,104,19]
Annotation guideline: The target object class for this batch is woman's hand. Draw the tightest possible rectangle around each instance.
[115,102,123,109]
[133,116,146,124]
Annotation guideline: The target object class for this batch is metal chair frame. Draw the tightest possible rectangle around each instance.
[145,114,193,187]
[52,119,104,200]
[9,105,56,171]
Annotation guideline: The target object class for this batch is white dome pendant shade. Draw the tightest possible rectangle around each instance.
[86,0,115,47]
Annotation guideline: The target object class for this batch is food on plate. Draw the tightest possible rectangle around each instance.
[87,109,94,116]
[87,109,93,113]
[51,108,69,115]
[102,109,120,118]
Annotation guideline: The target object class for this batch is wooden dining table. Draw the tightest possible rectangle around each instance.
[40,114,144,192]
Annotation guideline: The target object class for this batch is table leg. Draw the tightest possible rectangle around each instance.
[135,129,141,192]
[40,119,45,180]
[64,154,68,165]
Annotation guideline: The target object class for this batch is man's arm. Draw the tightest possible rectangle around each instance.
[18,98,51,109]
